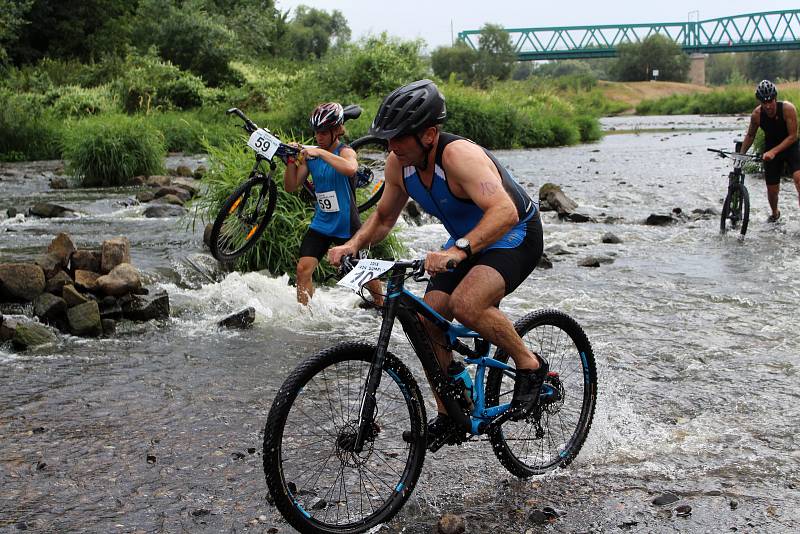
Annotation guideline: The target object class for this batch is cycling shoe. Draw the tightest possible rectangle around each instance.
[509,355,549,421]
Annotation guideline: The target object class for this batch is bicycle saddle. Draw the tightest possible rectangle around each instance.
[343,105,362,121]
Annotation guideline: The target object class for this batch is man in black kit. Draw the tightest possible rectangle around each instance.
[739,79,800,222]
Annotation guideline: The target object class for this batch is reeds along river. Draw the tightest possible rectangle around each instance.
[1,115,798,532]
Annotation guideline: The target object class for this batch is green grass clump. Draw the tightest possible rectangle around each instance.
[441,82,596,148]
[63,115,165,186]
[193,136,405,280]
[145,110,233,153]
[0,89,63,161]
[48,84,118,118]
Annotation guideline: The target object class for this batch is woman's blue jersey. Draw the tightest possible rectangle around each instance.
[306,144,360,239]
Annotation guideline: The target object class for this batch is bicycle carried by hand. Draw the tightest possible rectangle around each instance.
[708,147,762,237]
[208,107,388,262]
[263,256,598,533]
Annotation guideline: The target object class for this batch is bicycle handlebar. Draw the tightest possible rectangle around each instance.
[341,255,426,280]
[707,148,763,162]
[226,107,258,133]
[227,107,301,160]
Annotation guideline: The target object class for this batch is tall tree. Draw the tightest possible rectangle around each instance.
[747,51,782,82]
[473,23,515,86]
[207,0,283,57]
[132,0,236,86]
[610,34,689,82]
[431,41,478,82]
[7,0,137,65]
[783,51,800,81]
[0,0,33,64]
[281,6,351,60]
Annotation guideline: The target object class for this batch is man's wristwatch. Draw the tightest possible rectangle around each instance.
[454,238,472,258]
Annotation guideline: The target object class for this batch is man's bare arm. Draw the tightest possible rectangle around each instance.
[328,154,408,265]
[442,141,519,254]
[740,107,760,154]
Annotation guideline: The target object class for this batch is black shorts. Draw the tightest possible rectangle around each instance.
[426,215,543,297]
[764,142,800,185]
[299,228,349,261]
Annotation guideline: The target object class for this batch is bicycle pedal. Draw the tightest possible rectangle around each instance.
[426,429,467,453]
[401,418,466,452]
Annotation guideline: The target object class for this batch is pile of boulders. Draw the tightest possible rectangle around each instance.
[132,165,204,218]
[0,233,170,350]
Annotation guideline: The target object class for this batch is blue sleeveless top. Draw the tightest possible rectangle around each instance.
[402,133,537,250]
[306,144,360,239]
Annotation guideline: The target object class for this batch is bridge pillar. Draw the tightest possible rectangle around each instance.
[688,53,706,85]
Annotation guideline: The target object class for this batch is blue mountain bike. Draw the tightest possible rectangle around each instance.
[263,258,597,533]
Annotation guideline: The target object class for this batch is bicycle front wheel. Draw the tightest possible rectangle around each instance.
[737,184,750,236]
[719,183,750,237]
[485,309,597,478]
[350,136,388,213]
[264,342,427,534]
[209,174,276,262]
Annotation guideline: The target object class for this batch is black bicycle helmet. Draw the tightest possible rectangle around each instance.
[755,79,777,102]
[369,79,446,139]
[310,102,344,132]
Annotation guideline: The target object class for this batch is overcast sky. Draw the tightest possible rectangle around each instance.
[275,1,800,51]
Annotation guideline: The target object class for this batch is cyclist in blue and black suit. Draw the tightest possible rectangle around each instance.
[285,102,381,305]
[329,80,547,440]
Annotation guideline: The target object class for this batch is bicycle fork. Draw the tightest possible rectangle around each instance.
[351,271,404,453]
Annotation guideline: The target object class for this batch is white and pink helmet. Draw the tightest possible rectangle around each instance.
[310,102,344,132]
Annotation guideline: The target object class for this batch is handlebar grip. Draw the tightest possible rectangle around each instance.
[225,107,258,133]
[340,254,357,275]
[446,259,457,270]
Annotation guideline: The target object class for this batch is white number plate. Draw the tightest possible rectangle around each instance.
[316,190,340,213]
[337,259,394,292]
[247,128,281,160]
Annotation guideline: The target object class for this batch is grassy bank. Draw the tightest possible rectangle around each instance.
[636,83,800,115]
[0,46,610,167]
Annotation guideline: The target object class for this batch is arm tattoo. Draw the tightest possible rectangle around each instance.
[480,181,500,196]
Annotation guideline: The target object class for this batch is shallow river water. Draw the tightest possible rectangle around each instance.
[1,115,798,533]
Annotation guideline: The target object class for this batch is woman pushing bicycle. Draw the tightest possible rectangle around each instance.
[284,102,382,305]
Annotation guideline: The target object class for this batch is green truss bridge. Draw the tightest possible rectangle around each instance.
[458,10,800,61]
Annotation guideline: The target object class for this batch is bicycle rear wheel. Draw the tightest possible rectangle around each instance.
[485,309,597,478]
[350,136,388,213]
[209,174,276,262]
[264,342,427,534]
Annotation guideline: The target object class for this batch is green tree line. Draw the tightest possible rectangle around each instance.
[1,0,355,84]
[432,30,800,86]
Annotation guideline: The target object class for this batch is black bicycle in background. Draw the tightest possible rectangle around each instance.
[708,147,762,237]
[208,107,388,262]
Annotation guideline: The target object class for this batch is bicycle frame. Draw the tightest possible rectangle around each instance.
[352,262,557,451]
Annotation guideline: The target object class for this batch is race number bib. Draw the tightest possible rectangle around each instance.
[316,190,340,213]
[246,128,281,161]
[338,259,394,292]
